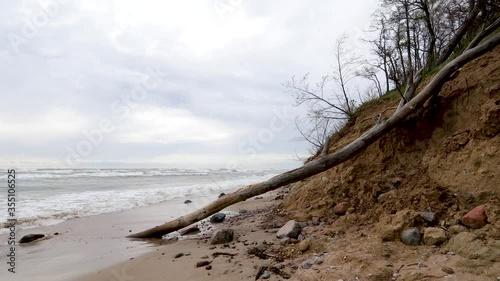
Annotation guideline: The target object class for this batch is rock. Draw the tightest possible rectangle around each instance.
[261,271,270,279]
[209,213,226,223]
[196,261,210,268]
[447,225,468,236]
[442,267,454,274]
[312,217,320,226]
[313,257,324,265]
[205,265,212,270]
[423,227,447,246]
[461,205,488,229]
[419,212,438,225]
[297,234,305,241]
[218,193,226,198]
[333,202,350,215]
[210,229,234,245]
[184,200,192,204]
[254,196,264,200]
[445,232,500,262]
[378,210,423,241]
[54,232,59,235]
[276,220,302,239]
[301,261,312,269]
[401,228,421,246]
[179,226,200,236]
[298,240,310,252]
[174,253,184,258]
[19,234,44,244]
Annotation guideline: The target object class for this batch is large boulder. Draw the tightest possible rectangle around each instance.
[276,220,302,239]
[461,205,488,229]
[210,229,234,245]
[209,213,226,223]
[423,227,447,246]
[19,234,44,244]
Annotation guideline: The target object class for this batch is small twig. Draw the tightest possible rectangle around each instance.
[212,252,238,258]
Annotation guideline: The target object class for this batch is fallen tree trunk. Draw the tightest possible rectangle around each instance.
[128,33,499,239]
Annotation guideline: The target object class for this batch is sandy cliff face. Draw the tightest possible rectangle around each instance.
[282,46,499,245]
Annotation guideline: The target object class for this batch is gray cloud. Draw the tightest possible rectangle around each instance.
[0,0,377,169]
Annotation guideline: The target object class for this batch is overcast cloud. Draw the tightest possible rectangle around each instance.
[0,0,378,169]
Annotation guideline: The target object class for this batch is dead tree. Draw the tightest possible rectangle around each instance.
[128,33,499,239]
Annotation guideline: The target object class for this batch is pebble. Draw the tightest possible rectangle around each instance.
[333,202,350,215]
[261,271,270,279]
[174,253,184,258]
[210,213,226,223]
[298,240,310,252]
[276,220,302,239]
[205,265,212,270]
[196,261,210,268]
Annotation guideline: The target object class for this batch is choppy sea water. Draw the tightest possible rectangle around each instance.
[0,168,281,233]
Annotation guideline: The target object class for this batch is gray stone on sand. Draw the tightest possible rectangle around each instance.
[210,229,234,245]
[261,271,270,279]
[401,228,421,246]
[209,213,226,223]
[276,220,302,239]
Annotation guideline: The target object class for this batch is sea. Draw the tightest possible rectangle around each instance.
[0,168,282,234]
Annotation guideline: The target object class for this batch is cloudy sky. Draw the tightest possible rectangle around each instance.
[0,0,378,169]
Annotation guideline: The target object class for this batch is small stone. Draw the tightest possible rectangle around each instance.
[276,220,302,239]
[205,265,212,270]
[210,213,226,223]
[333,202,350,215]
[442,267,454,274]
[461,205,488,229]
[218,193,226,198]
[280,237,291,246]
[210,229,234,245]
[254,196,264,200]
[401,228,421,246]
[298,239,310,252]
[423,227,447,245]
[174,253,184,258]
[301,261,312,269]
[19,234,45,244]
[196,261,210,268]
[184,200,192,204]
[312,217,320,226]
[419,212,438,225]
[54,232,59,235]
[297,234,305,241]
[261,271,270,279]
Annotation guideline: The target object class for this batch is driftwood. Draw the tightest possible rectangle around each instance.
[128,33,499,239]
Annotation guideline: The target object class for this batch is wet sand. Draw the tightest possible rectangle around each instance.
[0,192,279,281]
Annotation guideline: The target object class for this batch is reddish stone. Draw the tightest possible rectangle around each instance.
[461,205,488,229]
[333,202,350,216]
